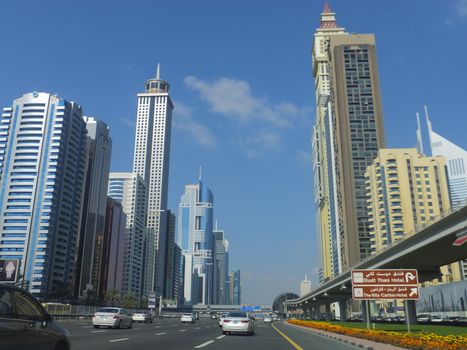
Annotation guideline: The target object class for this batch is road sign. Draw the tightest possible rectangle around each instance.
[0,259,19,283]
[351,269,419,300]
[148,293,156,309]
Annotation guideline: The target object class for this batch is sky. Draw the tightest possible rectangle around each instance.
[1,0,467,305]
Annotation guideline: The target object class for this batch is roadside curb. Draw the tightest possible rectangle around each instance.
[283,321,406,350]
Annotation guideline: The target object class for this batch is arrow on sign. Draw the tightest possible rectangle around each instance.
[405,272,416,283]
[409,288,418,297]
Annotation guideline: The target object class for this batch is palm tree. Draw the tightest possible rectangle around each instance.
[104,289,121,306]
[121,293,138,309]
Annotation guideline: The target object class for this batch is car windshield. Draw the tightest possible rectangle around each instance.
[227,312,247,318]
[98,308,119,313]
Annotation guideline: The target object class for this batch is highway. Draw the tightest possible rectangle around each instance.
[61,317,360,350]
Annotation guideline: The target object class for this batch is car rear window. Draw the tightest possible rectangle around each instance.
[227,312,247,318]
[98,308,119,313]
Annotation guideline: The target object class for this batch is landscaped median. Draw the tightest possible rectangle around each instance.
[287,319,467,350]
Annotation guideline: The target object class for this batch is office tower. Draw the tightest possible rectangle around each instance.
[213,223,229,305]
[75,116,112,299]
[0,92,88,297]
[163,210,176,299]
[108,173,147,297]
[416,107,467,278]
[177,178,214,305]
[173,243,183,305]
[312,3,385,280]
[229,270,241,305]
[366,148,463,284]
[132,65,173,296]
[100,197,127,297]
[300,275,312,297]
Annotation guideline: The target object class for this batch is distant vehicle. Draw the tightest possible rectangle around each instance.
[431,315,448,323]
[219,313,228,327]
[92,307,133,329]
[272,314,279,321]
[193,312,199,320]
[416,314,431,323]
[0,283,71,350]
[211,313,217,319]
[132,312,153,323]
[263,316,273,323]
[222,312,255,335]
[181,313,195,323]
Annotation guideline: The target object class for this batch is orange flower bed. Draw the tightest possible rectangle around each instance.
[288,319,467,350]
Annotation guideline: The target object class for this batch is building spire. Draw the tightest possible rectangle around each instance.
[156,63,160,79]
[416,112,424,155]
[425,105,434,156]
[319,1,340,29]
[199,166,202,181]
[323,0,332,13]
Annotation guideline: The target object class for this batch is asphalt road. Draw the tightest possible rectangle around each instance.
[60,317,360,350]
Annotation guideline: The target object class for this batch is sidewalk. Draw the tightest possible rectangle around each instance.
[283,321,407,350]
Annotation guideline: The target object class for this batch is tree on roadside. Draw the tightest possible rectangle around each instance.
[104,289,121,306]
[121,292,138,309]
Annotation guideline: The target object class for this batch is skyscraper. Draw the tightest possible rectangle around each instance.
[0,92,88,297]
[312,3,386,281]
[229,270,241,305]
[75,116,112,299]
[108,173,147,297]
[132,65,173,297]
[163,210,176,299]
[300,275,312,297]
[177,178,214,305]
[213,223,229,305]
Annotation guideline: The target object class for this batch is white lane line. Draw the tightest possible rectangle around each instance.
[179,329,187,332]
[195,327,201,329]
[216,335,225,339]
[109,338,130,343]
[155,332,166,336]
[194,340,215,349]
[82,326,92,328]
[91,330,106,333]
[155,326,161,328]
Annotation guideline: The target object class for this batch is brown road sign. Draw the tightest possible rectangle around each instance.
[352,269,418,286]
[351,269,419,300]
[352,285,420,300]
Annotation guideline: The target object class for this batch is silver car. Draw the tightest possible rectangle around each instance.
[92,307,133,329]
[222,312,255,336]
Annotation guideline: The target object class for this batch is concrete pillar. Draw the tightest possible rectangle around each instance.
[325,304,332,321]
[303,305,309,320]
[339,300,347,322]
[361,300,370,323]
[315,305,321,320]
[405,300,417,325]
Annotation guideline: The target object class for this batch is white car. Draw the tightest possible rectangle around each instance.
[219,313,228,327]
[263,316,273,323]
[181,313,195,323]
[222,312,255,336]
[431,315,447,323]
[132,312,152,323]
[92,307,133,329]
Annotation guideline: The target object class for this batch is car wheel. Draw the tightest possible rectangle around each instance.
[222,331,227,335]
[93,325,99,329]
[128,321,133,329]
[115,320,122,329]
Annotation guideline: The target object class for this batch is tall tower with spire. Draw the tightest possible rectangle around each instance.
[311,2,386,281]
[133,64,174,297]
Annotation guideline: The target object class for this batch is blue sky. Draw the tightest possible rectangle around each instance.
[1,0,467,305]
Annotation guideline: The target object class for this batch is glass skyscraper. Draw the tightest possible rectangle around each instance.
[0,92,88,298]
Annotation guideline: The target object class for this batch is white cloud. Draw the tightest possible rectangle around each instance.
[120,117,135,128]
[456,0,467,17]
[173,101,217,147]
[297,149,312,166]
[184,76,309,128]
[241,130,282,158]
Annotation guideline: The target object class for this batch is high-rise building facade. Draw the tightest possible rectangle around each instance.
[177,179,214,305]
[416,107,467,278]
[213,224,229,305]
[173,243,183,305]
[132,65,173,296]
[108,173,147,297]
[163,210,176,299]
[312,3,385,280]
[366,148,463,283]
[75,116,112,299]
[229,270,241,305]
[100,197,126,297]
[300,275,312,297]
[0,92,88,297]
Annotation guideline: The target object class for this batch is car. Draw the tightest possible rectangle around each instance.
[193,312,199,320]
[181,313,195,323]
[132,312,153,323]
[0,283,71,350]
[416,314,431,323]
[219,313,228,327]
[431,315,448,323]
[222,312,255,335]
[272,314,280,321]
[92,307,133,329]
[211,313,217,319]
[263,316,273,323]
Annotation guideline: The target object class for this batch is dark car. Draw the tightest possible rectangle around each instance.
[0,283,70,350]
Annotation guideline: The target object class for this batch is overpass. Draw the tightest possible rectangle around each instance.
[285,204,467,324]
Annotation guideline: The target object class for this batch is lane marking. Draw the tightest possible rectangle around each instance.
[271,323,304,350]
[180,329,187,332]
[109,338,130,343]
[194,340,215,349]
[195,327,201,329]
[91,330,106,333]
[216,335,226,339]
[155,332,166,336]
[155,326,161,328]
